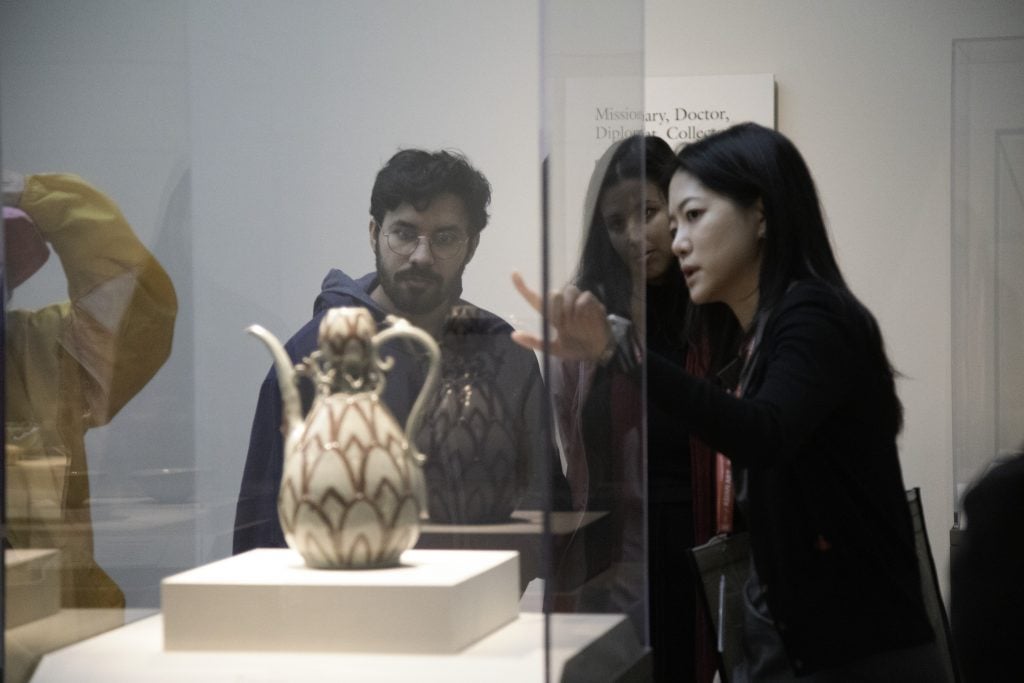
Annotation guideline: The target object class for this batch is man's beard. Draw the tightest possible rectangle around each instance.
[375,247,466,316]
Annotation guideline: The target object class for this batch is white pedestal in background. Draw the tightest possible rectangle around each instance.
[161,548,520,653]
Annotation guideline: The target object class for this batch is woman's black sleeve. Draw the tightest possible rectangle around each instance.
[647,289,861,468]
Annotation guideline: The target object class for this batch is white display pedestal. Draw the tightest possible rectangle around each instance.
[29,548,648,682]
[30,612,646,682]
[161,548,520,653]
[5,549,61,628]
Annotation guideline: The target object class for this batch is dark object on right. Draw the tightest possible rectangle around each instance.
[951,447,1024,683]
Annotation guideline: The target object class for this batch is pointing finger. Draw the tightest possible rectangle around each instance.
[511,271,542,312]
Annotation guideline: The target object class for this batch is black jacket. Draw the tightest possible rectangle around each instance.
[650,280,933,674]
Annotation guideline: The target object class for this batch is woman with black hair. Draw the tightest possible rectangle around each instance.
[660,122,947,681]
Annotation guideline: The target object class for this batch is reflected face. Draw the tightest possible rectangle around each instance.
[668,170,764,313]
[370,193,478,316]
[600,179,674,283]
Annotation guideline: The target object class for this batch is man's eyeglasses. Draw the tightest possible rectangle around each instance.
[383,229,467,260]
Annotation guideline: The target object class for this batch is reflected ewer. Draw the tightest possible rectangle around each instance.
[421,305,525,523]
[248,307,440,569]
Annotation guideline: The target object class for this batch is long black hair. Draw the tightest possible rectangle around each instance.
[677,123,845,312]
[575,135,679,321]
[677,123,901,427]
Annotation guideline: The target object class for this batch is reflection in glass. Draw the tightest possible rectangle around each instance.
[4,173,177,678]
[951,37,1024,512]
[538,135,701,681]
[233,150,569,586]
[422,303,551,524]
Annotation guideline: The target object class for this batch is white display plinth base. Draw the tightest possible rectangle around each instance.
[5,549,61,628]
[31,612,646,683]
[161,548,519,653]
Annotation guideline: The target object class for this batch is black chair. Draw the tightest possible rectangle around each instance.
[688,489,961,682]
[906,487,962,682]
[687,531,750,682]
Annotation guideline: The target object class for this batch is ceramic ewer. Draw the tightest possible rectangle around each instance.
[247,307,440,569]
[419,305,524,523]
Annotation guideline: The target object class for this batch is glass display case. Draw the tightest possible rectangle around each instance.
[951,36,1024,522]
[5,2,1024,682]
[2,1,648,681]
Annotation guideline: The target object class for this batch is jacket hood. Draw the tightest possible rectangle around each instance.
[312,268,513,337]
[313,269,380,316]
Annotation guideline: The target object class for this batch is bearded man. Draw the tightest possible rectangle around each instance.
[233,149,567,553]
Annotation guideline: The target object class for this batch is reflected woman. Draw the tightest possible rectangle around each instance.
[515,134,703,682]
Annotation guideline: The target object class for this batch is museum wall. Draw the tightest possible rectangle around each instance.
[646,0,1024,597]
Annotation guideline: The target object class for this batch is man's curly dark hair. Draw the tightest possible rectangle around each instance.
[369,149,491,234]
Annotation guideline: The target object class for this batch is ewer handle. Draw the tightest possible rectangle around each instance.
[373,319,440,462]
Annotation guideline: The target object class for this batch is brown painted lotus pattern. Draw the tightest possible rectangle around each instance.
[250,306,439,570]
[279,393,426,569]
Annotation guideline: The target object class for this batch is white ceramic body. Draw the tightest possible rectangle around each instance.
[250,307,439,570]
[278,392,427,569]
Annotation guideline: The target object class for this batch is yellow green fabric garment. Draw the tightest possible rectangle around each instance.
[5,173,177,608]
